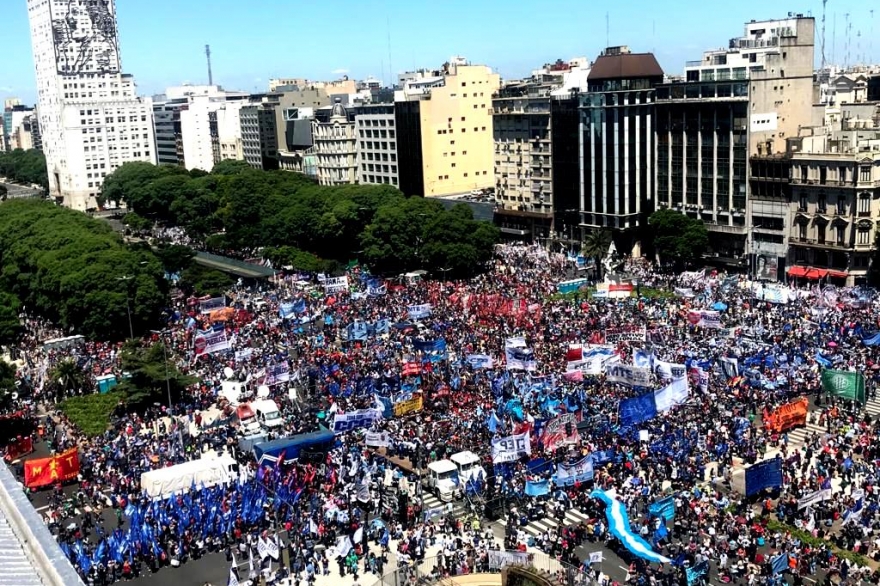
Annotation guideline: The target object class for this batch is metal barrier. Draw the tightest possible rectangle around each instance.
[368,550,593,586]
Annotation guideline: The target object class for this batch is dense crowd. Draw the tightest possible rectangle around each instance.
[6,243,880,586]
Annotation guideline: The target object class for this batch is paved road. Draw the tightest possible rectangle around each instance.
[0,180,42,199]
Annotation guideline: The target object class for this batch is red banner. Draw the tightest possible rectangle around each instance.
[763,397,809,434]
[4,436,34,462]
[24,448,79,489]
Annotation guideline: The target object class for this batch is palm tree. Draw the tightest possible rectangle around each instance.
[50,359,87,397]
[582,229,613,280]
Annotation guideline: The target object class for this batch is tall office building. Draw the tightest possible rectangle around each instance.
[27,0,156,210]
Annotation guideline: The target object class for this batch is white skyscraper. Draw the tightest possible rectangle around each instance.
[27,0,156,211]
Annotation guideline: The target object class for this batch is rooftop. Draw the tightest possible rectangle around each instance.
[588,53,663,81]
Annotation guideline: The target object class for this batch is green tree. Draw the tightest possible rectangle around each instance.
[0,149,49,189]
[116,341,196,406]
[0,185,7,200]
[50,358,87,394]
[154,244,196,275]
[211,160,253,176]
[178,264,234,297]
[0,292,21,346]
[582,229,613,277]
[648,209,709,267]
[0,359,16,399]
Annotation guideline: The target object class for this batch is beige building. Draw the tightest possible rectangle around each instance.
[395,58,500,197]
[311,100,358,185]
[787,119,880,286]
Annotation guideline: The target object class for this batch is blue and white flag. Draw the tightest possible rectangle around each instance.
[408,304,432,319]
[368,284,387,297]
[686,561,709,585]
[525,480,550,497]
[467,354,494,369]
[505,346,537,371]
[648,496,675,521]
[554,456,594,485]
[491,432,531,463]
[590,489,672,565]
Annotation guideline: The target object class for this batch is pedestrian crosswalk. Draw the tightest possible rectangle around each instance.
[420,492,470,520]
[785,395,880,452]
[496,508,591,537]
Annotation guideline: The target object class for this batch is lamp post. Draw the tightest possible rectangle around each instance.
[116,275,135,339]
[152,328,185,446]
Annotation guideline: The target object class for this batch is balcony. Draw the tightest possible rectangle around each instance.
[704,222,747,234]
[790,237,852,250]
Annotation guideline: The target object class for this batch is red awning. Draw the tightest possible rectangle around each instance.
[787,266,830,280]
[787,266,808,278]
[825,269,848,279]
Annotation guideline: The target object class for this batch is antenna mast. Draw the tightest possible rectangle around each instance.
[820,0,827,70]
[205,44,214,86]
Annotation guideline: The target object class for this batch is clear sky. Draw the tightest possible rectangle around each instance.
[2,0,878,106]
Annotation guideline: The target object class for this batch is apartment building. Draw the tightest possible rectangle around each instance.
[240,95,280,170]
[355,103,398,186]
[491,58,588,240]
[786,119,880,286]
[312,100,358,186]
[395,58,500,198]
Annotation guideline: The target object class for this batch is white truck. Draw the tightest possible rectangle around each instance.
[141,454,239,500]
[252,399,284,430]
[423,459,461,502]
[449,450,486,485]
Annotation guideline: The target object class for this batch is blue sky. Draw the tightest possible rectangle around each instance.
[2,0,878,105]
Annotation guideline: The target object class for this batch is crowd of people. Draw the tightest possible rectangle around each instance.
[5,242,880,586]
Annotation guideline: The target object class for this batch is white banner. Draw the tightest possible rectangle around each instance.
[605,325,646,343]
[487,550,531,569]
[589,551,604,564]
[653,373,689,413]
[323,276,349,293]
[604,363,651,387]
[687,310,721,329]
[199,296,226,314]
[798,488,832,510]
[407,304,433,319]
[505,346,537,371]
[332,409,382,434]
[491,432,531,463]
[580,345,619,375]
[234,348,253,362]
[555,455,594,485]
[194,330,231,356]
[265,362,290,386]
[365,432,391,447]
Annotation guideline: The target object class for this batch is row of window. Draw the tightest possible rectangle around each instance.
[359,129,395,139]
[436,170,489,179]
[361,164,397,173]
[437,126,488,135]
[798,193,872,214]
[361,152,396,162]
[794,223,872,245]
[360,175,398,186]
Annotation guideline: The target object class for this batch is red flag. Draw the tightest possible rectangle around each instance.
[4,436,34,462]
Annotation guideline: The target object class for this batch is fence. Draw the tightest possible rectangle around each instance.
[368,550,595,586]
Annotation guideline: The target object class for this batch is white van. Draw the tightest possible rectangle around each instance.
[252,399,283,430]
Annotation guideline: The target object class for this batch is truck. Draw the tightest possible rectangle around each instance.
[252,430,336,467]
[252,399,283,430]
[236,404,262,436]
[140,454,239,500]
[449,450,486,486]
[423,459,461,502]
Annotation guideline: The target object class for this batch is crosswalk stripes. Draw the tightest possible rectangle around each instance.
[420,492,469,519]
[496,508,591,537]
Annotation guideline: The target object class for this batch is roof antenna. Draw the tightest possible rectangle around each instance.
[606,12,610,48]
[205,44,213,86]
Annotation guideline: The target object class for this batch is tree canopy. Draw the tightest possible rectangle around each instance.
[0,359,15,400]
[116,340,197,407]
[0,149,48,190]
[102,162,499,277]
[648,209,710,267]
[0,199,167,339]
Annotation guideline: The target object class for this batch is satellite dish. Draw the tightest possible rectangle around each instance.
[257,385,270,398]
[223,367,234,379]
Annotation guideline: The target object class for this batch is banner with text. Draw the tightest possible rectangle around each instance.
[605,325,647,343]
[323,276,350,293]
[605,363,651,387]
[491,432,532,463]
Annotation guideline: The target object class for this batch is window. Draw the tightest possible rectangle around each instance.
[861,167,872,182]
[451,163,456,168]
[836,198,846,215]
[859,194,871,215]
[858,229,871,245]
[798,223,807,240]
[836,226,846,246]
[817,194,826,213]
[798,194,808,211]
[817,224,826,244]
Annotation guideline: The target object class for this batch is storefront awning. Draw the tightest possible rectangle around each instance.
[787,266,848,280]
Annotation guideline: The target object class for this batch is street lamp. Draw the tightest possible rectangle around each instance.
[116,275,135,339]
[150,329,174,415]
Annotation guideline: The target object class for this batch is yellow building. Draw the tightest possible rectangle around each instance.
[395,60,500,197]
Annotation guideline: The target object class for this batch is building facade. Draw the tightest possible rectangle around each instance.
[27,0,156,210]
[491,59,588,241]
[240,98,280,171]
[311,100,358,186]
[786,125,880,286]
[654,81,750,260]
[3,103,42,152]
[152,97,187,166]
[579,47,663,252]
[355,103,398,186]
[395,59,500,197]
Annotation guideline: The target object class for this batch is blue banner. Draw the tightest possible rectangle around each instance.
[619,393,657,427]
[524,480,550,497]
[648,496,675,521]
[745,457,783,496]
